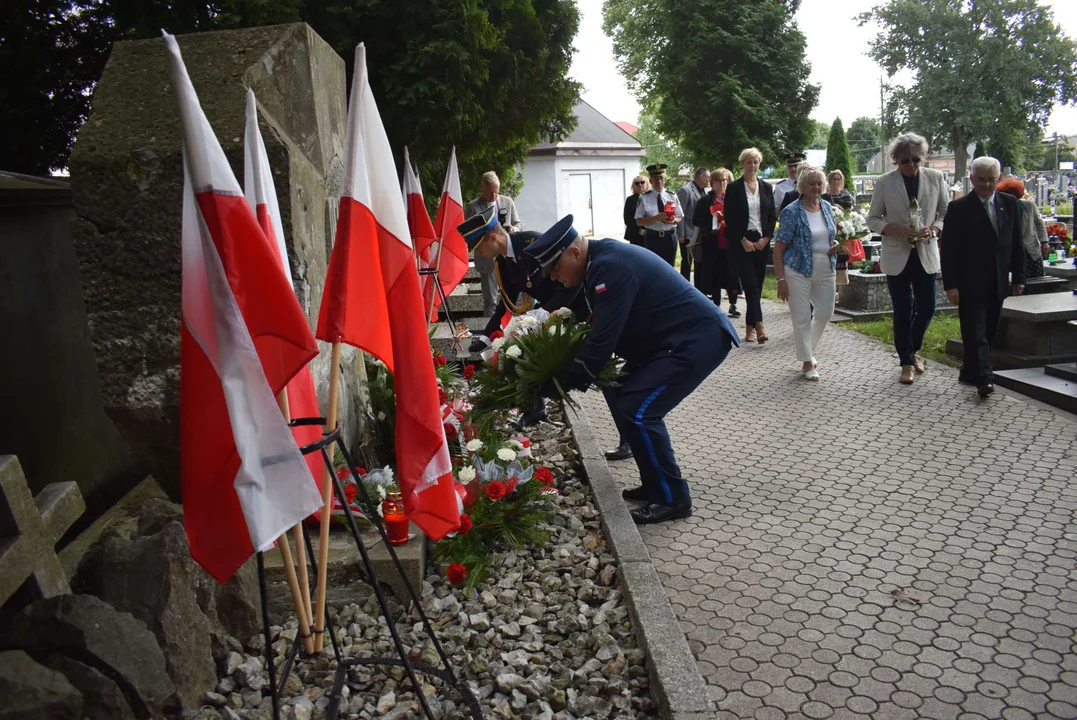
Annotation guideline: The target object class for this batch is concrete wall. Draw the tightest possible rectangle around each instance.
[69,24,360,499]
[0,190,137,503]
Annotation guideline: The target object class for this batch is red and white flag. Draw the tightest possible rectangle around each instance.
[315,44,459,539]
[243,89,323,493]
[166,33,323,583]
[401,146,437,313]
[430,148,469,319]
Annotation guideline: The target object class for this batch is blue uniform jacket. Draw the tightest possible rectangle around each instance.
[561,239,739,390]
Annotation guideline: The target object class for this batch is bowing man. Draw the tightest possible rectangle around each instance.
[524,215,739,524]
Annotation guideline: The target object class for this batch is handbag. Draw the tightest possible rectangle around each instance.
[835,253,850,286]
[844,236,866,263]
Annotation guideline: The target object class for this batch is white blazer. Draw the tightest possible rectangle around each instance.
[867,167,948,276]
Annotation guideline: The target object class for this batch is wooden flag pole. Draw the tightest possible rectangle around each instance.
[275,390,314,630]
[275,390,315,653]
[312,340,343,653]
[425,238,445,321]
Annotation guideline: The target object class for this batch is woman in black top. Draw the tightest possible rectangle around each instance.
[724,147,777,343]
[822,170,855,210]
[692,168,740,316]
[623,175,648,245]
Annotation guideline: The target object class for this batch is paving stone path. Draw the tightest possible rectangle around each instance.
[578,299,1077,720]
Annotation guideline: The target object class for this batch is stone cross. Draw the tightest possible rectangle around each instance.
[0,455,85,605]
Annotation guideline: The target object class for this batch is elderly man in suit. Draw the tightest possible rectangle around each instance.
[867,132,949,385]
[465,171,522,316]
[940,157,1026,398]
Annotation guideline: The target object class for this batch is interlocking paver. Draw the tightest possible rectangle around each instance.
[577,298,1077,719]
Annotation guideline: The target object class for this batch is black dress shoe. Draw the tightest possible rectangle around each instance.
[622,485,647,502]
[630,501,692,525]
[517,408,547,427]
[604,442,632,461]
[728,306,741,318]
[978,383,995,398]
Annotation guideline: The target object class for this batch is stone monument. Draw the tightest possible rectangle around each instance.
[69,24,362,498]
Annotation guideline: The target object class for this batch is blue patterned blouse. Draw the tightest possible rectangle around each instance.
[775,198,838,277]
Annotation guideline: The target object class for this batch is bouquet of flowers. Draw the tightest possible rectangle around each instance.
[309,459,398,526]
[469,308,619,422]
[434,433,557,592]
[834,208,869,262]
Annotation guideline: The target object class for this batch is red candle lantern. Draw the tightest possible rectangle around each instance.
[381,491,409,546]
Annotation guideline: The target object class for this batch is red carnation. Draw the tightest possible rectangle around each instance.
[444,423,458,441]
[462,365,475,381]
[438,388,448,405]
[490,330,504,340]
[343,482,359,503]
[458,514,473,534]
[446,562,468,584]
[534,467,554,486]
[433,354,447,367]
[337,465,366,481]
[505,476,519,494]
[485,481,507,501]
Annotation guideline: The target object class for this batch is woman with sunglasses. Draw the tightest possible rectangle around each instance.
[867,132,949,385]
[624,175,649,246]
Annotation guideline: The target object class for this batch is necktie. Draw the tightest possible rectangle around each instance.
[984,197,997,234]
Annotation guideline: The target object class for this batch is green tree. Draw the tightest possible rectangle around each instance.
[846,116,881,172]
[634,110,695,175]
[603,0,818,168]
[1,0,581,197]
[806,120,830,149]
[825,118,854,189]
[859,0,1077,182]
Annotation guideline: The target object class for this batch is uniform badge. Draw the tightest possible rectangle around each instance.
[595,283,607,294]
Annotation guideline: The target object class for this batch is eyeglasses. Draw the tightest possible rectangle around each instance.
[899,157,922,166]
[633,181,645,186]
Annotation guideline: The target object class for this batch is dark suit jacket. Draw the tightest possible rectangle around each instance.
[724,177,777,246]
[623,194,642,241]
[940,192,1026,302]
[483,231,587,337]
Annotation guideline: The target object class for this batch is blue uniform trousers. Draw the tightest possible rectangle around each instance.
[603,331,734,505]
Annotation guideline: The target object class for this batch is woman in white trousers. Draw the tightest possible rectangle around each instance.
[773,166,840,380]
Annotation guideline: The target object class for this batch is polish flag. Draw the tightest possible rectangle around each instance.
[400,146,437,315]
[243,89,323,492]
[165,33,323,584]
[430,148,469,319]
[315,44,459,539]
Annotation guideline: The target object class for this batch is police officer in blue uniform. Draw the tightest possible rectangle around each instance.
[525,215,740,524]
[458,208,588,425]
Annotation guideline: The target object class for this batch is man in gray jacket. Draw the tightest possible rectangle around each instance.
[465,171,522,316]
[676,167,709,285]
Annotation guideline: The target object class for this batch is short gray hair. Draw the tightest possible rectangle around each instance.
[796,165,826,192]
[481,171,500,187]
[970,156,1001,176]
[888,133,930,163]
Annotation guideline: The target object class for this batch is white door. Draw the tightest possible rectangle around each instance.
[588,169,627,238]
[568,173,594,236]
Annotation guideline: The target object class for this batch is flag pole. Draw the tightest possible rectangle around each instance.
[313,340,343,653]
[275,390,315,654]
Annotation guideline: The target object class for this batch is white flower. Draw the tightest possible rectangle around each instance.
[505,345,522,359]
[377,411,387,421]
[504,317,521,335]
[553,307,573,320]
[383,468,394,484]
[548,323,563,336]
[466,439,483,452]
[458,466,476,483]
[497,448,517,462]
[520,315,539,330]
[491,337,505,351]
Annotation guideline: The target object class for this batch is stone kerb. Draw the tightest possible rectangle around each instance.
[69,24,357,497]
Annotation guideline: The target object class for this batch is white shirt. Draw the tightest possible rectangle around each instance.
[635,189,683,232]
[746,182,762,233]
[806,209,830,254]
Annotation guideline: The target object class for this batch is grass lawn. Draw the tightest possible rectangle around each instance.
[845,313,961,367]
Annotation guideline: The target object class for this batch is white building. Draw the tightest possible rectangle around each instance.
[515,100,644,238]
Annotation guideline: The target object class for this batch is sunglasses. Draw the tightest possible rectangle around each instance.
[899,157,922,166]
[633,181,645,186]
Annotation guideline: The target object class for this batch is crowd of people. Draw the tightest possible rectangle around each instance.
[454,131,1041,523]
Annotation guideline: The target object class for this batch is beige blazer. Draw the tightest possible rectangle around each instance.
[867,167,948,275]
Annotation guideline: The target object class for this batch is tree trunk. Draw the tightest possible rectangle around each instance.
[953,125,968,185]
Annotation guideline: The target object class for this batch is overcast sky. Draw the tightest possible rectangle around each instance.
[569,0,1077,138]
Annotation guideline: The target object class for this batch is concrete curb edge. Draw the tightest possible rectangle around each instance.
[564,400,715,720]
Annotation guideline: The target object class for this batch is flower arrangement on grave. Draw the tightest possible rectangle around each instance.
[833,208,870,245]
[469,308,619,423]
[433,428,557,592]
[361,354,396,467]
[1047,222,1073,258]
[311,452,399,526]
